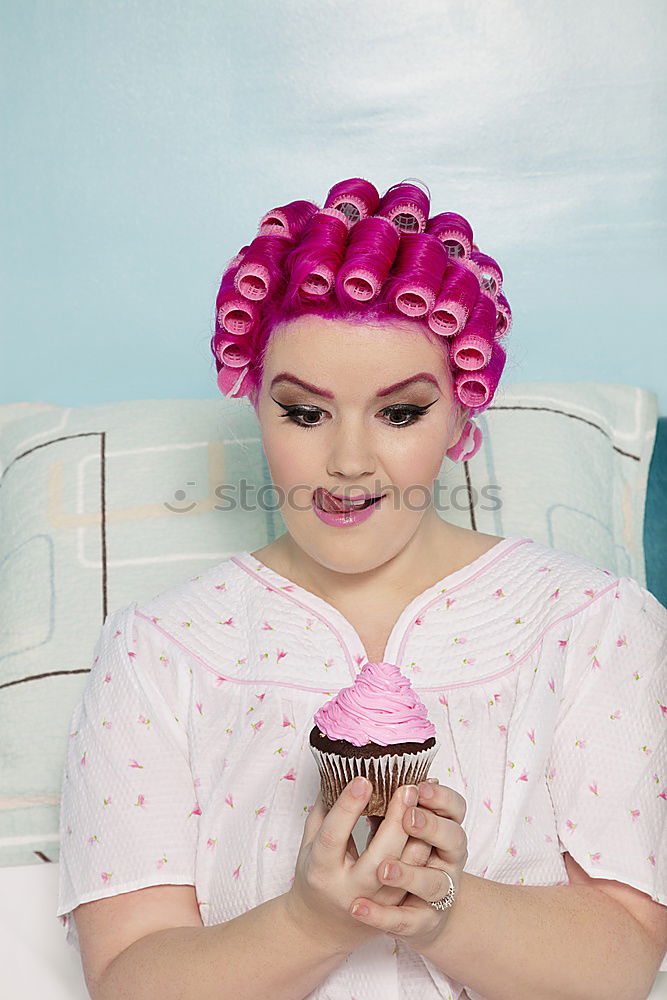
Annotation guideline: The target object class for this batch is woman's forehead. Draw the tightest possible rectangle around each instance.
[265,315,450,377]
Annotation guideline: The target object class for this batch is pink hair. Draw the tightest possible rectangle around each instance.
[210,177,511,419]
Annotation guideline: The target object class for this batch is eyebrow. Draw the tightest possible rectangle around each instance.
[269,372,441,398]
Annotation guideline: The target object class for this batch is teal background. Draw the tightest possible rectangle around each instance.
[1,0,666,410]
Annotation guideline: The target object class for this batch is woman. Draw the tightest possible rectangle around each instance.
[56,178,667,1000]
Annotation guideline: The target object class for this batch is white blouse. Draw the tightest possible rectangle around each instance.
[56,535,667,998]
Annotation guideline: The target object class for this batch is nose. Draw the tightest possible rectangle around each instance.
[326,421,375,482]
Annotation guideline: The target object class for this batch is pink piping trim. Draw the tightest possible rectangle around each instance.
[394,537,531,669]
[134,608,351,694]
[412,577,621,691]
[229,558,359,681]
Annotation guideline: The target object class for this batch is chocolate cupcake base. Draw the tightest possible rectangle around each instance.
[309,725,439,817]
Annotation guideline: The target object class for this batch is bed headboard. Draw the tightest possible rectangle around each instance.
[645,416,667,609]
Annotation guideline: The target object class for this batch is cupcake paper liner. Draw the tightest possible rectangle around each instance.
[310,741,440,817]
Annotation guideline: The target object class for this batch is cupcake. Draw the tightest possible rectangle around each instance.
[309,661,439,817]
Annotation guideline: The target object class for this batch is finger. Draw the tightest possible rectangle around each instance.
[357,783,417,872]
[310,776,372,867]
[400,833,433,869]
[349,891,442,940]
[403,807,468,865]
[372,840,436,909]
[377,854,458,905]
[301,789,327,846]
[415,781,467,824]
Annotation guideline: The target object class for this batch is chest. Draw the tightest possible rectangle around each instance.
[338,611,400,665]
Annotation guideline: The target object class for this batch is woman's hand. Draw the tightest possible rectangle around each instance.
[348,779,468,953]
[285,776,438,954]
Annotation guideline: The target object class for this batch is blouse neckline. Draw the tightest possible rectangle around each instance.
[231,535,534,672]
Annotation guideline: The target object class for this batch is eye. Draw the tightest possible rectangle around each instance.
[273,402,436,429]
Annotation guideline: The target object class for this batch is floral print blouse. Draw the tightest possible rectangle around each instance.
[56,535,667,999]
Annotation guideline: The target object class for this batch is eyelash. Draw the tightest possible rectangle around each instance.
[276,402,436,430]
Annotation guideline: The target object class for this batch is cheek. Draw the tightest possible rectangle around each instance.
[262,429,314,487]
[388,431,447,483]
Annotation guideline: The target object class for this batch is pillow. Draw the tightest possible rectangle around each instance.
[0,381,658,869]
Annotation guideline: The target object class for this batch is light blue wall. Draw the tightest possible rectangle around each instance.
[2,0,666,411]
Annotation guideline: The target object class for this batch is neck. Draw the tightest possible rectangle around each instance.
[277,510,463,609]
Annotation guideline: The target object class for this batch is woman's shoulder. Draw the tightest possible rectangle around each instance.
[501,535,666,631]
[134,551,255,623]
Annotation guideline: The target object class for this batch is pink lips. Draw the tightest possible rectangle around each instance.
[312,488,385,527]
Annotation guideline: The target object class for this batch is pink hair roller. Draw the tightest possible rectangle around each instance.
[448,330,493,370]
[341,266,381,301]
[257,200,319,240]
[376,180,430,234]
[235,261,271,301]
[454,340,507,410]
[226,247,249,271]
[426,212,475,259]
[495,291,512,338]
[428,258,480,336]
[209,177,512,409]
[217,339,253,368]
[449,294,498,368]
[390,233,448,318]
[216,294,258,336]
[336,215,400,304]
[284,210,349,307]
[216,362,255,398]
[323,177,380,227]
[470,250,503,298]
[300,263,335,296]
[445,418,483,463]
[233,233,292,302]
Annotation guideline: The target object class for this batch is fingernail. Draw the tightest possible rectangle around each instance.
[411,807,426,828]
[383,862,399,880]
[426,777,439,783]
[351,777,369,798]
[351,902,368,917]
[418,782,434,799]
[402,785,418,806]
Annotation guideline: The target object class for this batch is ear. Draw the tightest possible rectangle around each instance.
[447,406,470,451]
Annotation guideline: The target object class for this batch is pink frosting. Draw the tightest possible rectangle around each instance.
[313,661,437,748]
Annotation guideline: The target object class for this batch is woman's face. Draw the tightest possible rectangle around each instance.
[255,314,468,575]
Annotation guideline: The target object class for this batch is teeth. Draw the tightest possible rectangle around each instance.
[315,489,379,514]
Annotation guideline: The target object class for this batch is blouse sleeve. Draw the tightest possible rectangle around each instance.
[545,575,667,971]
[56,602,200,953]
